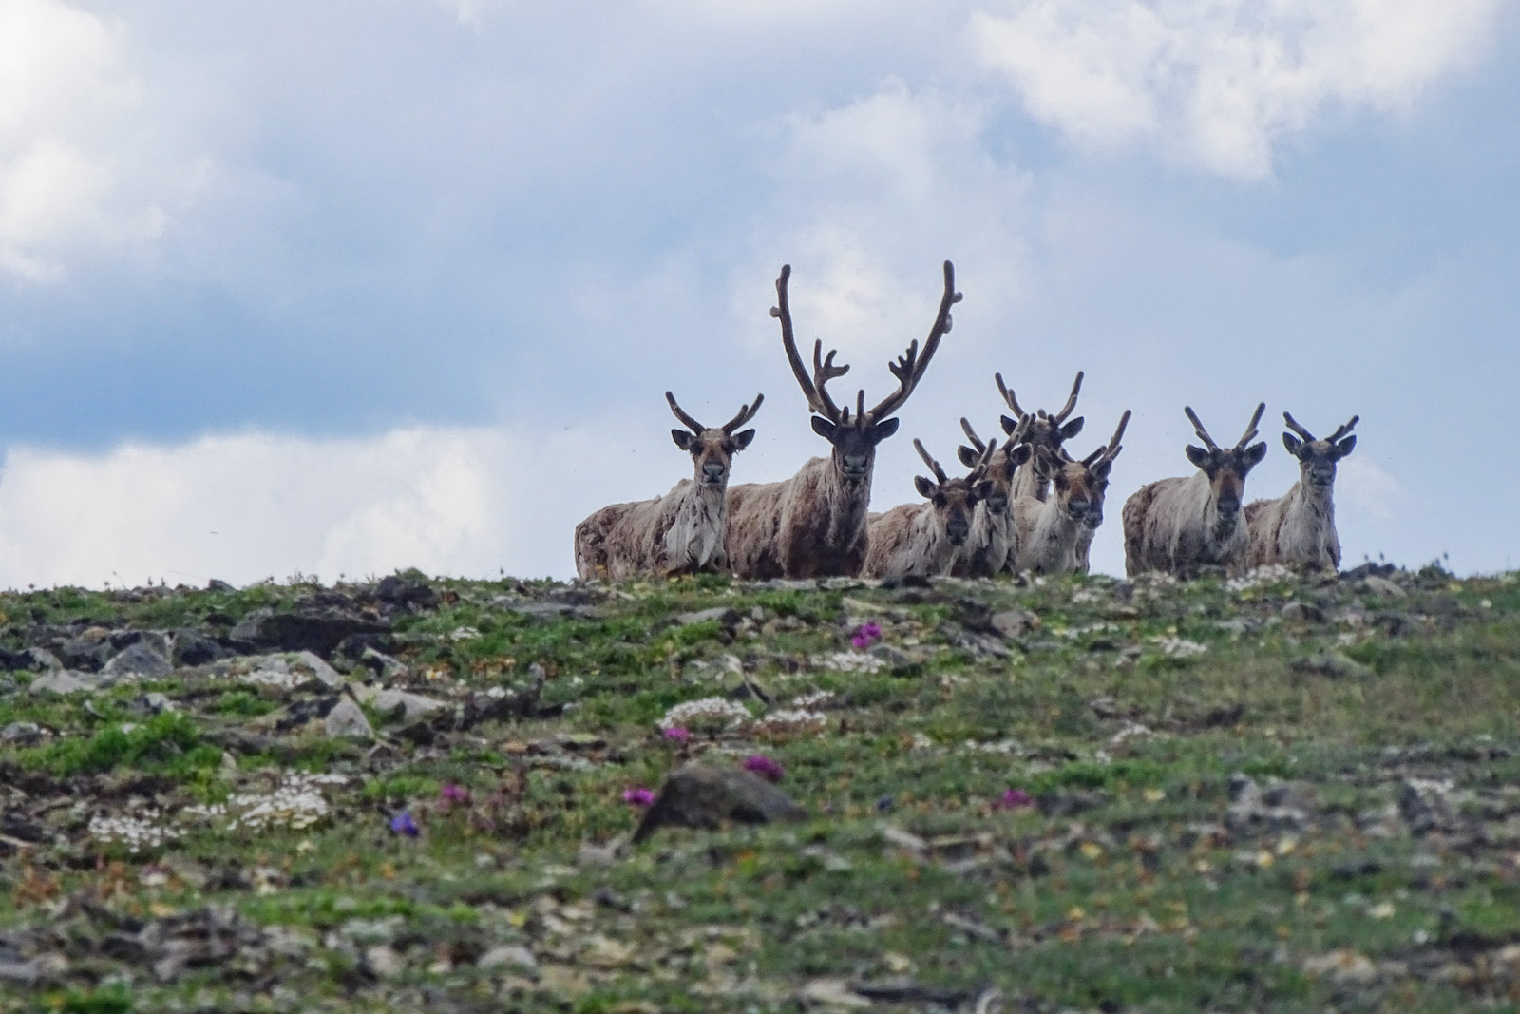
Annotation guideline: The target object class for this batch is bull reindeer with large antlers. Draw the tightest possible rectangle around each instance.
[1244,412,1359,572]
[1122,404,1267,578]
[863,438,997,580]
[949,414,1032,577]
[1012,411,1130,576]
[574,392,763,580]
[995,371,1086,502]
[726,262,960,579]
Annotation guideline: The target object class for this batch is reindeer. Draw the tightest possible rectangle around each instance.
[574,392,763,580]
[949,414,1032,577]
[994,371,1086,501]
[726,261,959,579]
[1012,411,1130,576]
[1122,404,1267,578]
[863,438,997,580]
[1244,412,1358,572]
[1074,411,1131,574]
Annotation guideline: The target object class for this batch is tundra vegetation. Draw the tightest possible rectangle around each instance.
[1,564,1518,1013]
[725,262,959,580]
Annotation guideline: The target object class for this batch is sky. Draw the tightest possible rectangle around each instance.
[0,0,1516,587]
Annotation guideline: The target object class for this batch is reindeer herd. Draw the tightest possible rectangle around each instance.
[574,261,1360,583]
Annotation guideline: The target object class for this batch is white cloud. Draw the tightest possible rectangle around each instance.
[0,0,169,281]
[429,0,506,30]
[972,0,1499,179]
[1338,456,1400,521]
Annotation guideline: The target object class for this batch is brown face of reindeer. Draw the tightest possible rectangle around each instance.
[1284,433,1356,489]
[1185,444,1268,518]
[914,474,992,547]
[672,428,756,487]
[956,442,1032,517]
[1037,448,1109,525]
[812,415,900,485]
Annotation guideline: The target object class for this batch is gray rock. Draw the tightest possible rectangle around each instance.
[231,608,388,657]
[172,629,225,667]
[324,698,373,739]
[360,646,409,680]
[59,636,112,672]
[633,763,806,843]
[17,647,62,673]
[1363,575,1407,598]
[29,671,94,695]
[991,608,1039,639]
[103,642,173,680]
[286,651,344,690]
[0,721,43,744]
[1281,600,1324,623]
[478,944,538,971]
[1290,651,1372,680]
[504,601,600,621]
[675,607,739,627]
[371,689,446,722]
[363,944,404,979]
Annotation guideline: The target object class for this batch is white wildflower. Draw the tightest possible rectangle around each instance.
[1226,565,1296,593]
[815,651,885,674]
[789,689,836,709]
[962,738,1021,755]
[1149,636,1207,658]
[89,810,182,853]
[449,626,482,641]
[751,709,827,734]
[656,697,752,733]
[184,772,348,833]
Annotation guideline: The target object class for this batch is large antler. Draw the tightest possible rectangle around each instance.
[1281,411,1316,443]
[1052,371,1084,423]
[666,392,705,434]
[1183,407,1220,451]
[1236,403,1266,449]
[861,261,960,425]
[1325,414,1359,443]
[959,417,987,455]
[721,393,765,433]
[913,438,950,485]
[771,265,849,423]
[1082,410,1131,466]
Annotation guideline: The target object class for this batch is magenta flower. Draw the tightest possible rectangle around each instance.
[622,788,656,807]
[662,726,691,742]
[994,789,1035,811]
[440,783,469,806]
[742,754,784,783]
[851,622,883,650]
[389,811,420,836]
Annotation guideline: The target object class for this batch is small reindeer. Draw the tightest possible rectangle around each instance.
[1074,411,1131,574]
[863,439,996,580]
[727,262,959,579]
[1245,412,1358,572]
[1122,403,1267,578]
[1012,410,1130,576]
[949,414,1032,577]
[995,371,1086,501]
[574,392,763,580]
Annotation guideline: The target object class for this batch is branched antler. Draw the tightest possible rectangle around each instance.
[1237,403,1266,449]
[1281,411,1316,443]
[914,438,950,485]
[995,372,1025,421]
[863,261,960,425]
[959,417,987,455]
[722,393,765,433]
[1325,415,1359,443]
[772,265,849,423]
[666,392,705,434]
[1082,410,1131,467]
[1052,372,1084,423]
[1183,407,1219,451]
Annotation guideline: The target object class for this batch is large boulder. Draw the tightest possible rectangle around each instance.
[633,764,806,843]
[230,608,388,658]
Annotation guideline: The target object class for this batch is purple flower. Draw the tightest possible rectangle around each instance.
[440,783,469,806]
[851,622,883,650]
[994,789,1035,811]
[622,788,656,807]
[742,754,785,783]
[662,726,691,742]
[389,811,420,837]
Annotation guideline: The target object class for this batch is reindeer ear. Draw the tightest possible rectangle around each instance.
[973,480,996,503]
[1334,435,1357,459]
[914,475,935,499]
[1008,444,1033,468]
[1282,432,1302,456]
[810,416,837,442]
[672,430,694,450]
[1091,460,1112,481]
[869,417,901,443]
[732,429,756,450]
[1186,445,1210,469]
[1241,441,1268,470]
[999,414,1019,435]
[957,445,979,468]
[1059,416,1085,441]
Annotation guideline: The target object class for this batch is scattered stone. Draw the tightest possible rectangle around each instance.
[990,608,1039,639]
[29,671,94,695]
[632,764,806,843]
[1281,600,1324,623]
[674,606,739,627]
[59,636,112,672]
[102,641,174,680]
[503,601,600,621]
[230,608,388,657]
[364,944,404,979]
[207,579,237,592]
[1290,651,1372,680]
[374,574,439,609]
[0,721,43,744]
[172,629,226,667]
[324,698,374,739]
[478,945,538,971]
[1363,575,1408,598]
[15,647,63,673]
[372,689,447,722]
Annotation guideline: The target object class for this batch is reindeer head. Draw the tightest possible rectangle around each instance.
[667,391,764,488]
[1281,412,1357,489]
[1183,403,1268,518]
[957,414,1032,518]
[914,439,996,547]
[771,262,959,486]
[1062,410,1130,530]
[995,371,1086,459]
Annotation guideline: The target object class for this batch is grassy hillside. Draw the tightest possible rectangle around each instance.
[1,565,1518,1012]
